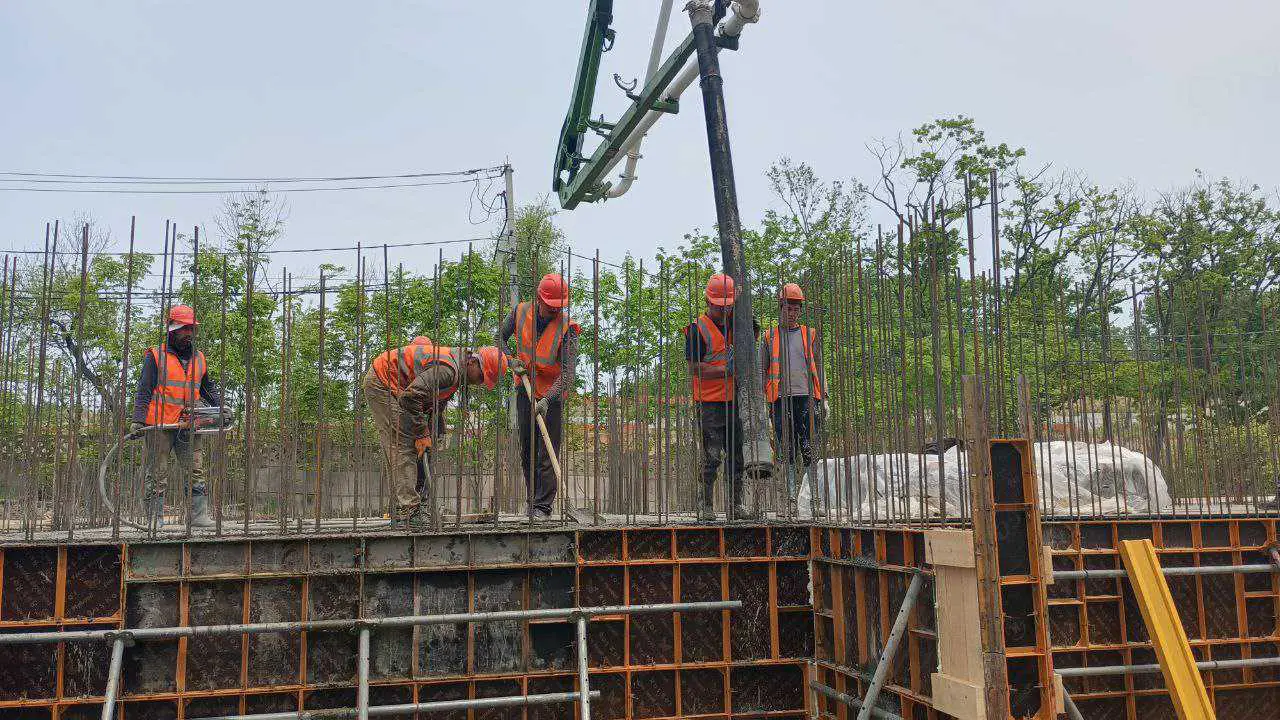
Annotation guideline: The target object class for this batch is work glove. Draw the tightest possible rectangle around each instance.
[534,397,550,418]
[130,420,146,434]
[509,357,528,376]
[817,400,830,423]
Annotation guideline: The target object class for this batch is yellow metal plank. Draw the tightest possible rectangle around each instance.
[1118,539,1215,720]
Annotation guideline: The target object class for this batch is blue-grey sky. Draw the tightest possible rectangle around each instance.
[2,1,1278,280]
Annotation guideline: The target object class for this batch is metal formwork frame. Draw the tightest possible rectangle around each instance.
[1045,517,1280,719]
[809,526,941,720]
[0,526,815,720]
[0,601,740,720]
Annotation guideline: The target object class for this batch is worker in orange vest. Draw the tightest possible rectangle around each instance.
[498,273,580,520]
[364,341,507,529]
[684,274,759,521]
[131,305,223,528]
[760,283,827,513]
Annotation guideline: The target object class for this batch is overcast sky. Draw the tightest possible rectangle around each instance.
[2,1,1278,281]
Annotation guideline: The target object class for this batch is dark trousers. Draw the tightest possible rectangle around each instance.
[771,396,815,468]
[698,401,745,503]
[517,392,561,514]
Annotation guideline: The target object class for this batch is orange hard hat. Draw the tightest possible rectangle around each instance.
[411,336,433,345]
[779,283,805,302]
[167,305,198,331]
[705,273,736,307]
[537,273,570,309]
[476,346,508,390]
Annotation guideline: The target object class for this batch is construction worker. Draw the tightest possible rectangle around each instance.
[131,305,223,528]
[760,283,827,513]
[684,273,758,521]
[364,341,507,529]
[498,273,580,520]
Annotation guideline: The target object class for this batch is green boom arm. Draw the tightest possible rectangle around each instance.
[551,0,615,196]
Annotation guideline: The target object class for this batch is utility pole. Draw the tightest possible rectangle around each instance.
[503,164,519,430]
[686,0,774,504]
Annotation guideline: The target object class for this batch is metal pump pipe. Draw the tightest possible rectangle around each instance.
[687,0,774,510]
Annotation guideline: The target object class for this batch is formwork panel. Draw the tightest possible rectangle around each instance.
[65,547,121,620]
[728,564,770,661]
[729,664,804,714]
[247,578,302,686]
[2,525,810,720]
[64,629,114,698]
[1,547,57,621]
[126,545,181,580]
[249,541,303,574]
[0,642,57,700]
[185,580,246,691]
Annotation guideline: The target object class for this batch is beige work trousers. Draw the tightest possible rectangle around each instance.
[363,370,420,516]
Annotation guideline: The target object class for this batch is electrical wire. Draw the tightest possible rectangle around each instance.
[0,176,504,195]
[0,167,505,183]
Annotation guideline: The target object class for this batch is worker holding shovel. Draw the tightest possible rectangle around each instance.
[364,340,507,530]
[498,273,580,521]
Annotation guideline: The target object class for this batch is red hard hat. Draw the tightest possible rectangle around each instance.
[705,273,736,307]
[168,305,198,330]
[537,273,570,309]
[476,346,508,390]
[411,336,433,345]
[779,283,805,302]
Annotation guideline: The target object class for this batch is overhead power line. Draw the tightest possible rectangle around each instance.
[0,166,505,183]
[0,165,508,194]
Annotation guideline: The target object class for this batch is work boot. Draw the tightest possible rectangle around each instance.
[392,506,432,531]
[731,479,756,521]
[145,493,165,530]
[696,481,717,522]
[188,493,214,528]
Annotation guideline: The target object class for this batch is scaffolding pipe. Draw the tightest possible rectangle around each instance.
[856,572,924,720]
[1062,691,1086,720]
[576,615,592,720]
[356,627,370,720]
[200,691,601,720]
[99,636,126,720]
[1054,563,1275,581]
[809,681,903,720]
[1057,655,1280,677]
[0,601,741,645]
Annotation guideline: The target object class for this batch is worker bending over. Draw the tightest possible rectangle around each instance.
[499,273,580,520]
[364,340,506,529]
[684,274,758,521]
[131,305,223,528]
[760,283,827,513]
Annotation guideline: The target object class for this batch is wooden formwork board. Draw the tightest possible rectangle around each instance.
[0,526,814,720]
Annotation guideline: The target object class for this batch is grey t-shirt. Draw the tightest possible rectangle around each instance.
[760,327,818,399]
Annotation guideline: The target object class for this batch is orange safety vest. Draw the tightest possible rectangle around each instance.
[684,314,734,402]
[763,325,823,403]
[144,346,208,426]
[371,343,460,400]
[513,301,581,399]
